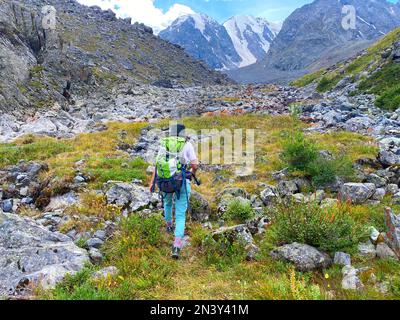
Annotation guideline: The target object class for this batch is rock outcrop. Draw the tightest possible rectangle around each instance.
[0,211,89,297]
[384,208,400,259]
[104,181,159,213]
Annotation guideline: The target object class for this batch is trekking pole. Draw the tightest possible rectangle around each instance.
[191,173,201,186]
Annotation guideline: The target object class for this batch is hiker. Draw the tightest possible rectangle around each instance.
[149,124,199,259]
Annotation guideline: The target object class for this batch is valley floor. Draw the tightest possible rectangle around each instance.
[1,85,400,300]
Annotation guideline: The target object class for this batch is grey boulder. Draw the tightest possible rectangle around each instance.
[384,208,400,258]
[1,199,13,213]
[260,185,278,206]
[358,242,377,259]
[341,266,364,290]
[376,243,398,260]
[339,183,376,204]
[212,224,253,245]
[89,248,103,265]
[270,243,332,272]
[0,212,89,297]
[378,150,400,167]
[92,266,119,280]
[104,181,158,212]
[334,252,351,266]
[277,180,299,197]
[86,238,104,249]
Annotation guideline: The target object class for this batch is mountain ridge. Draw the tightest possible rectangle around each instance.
[228,0,400,84]
[159,13,280,70]
[160,13,242,70]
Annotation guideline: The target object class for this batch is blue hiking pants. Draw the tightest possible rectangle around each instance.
[163,180,191,239]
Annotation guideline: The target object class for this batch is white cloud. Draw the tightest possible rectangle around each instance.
[76,0,194,34]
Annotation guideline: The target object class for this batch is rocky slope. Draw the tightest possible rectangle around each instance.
[0,0,230,116]
[292,27,400,111]
[0,84,301,142]
[229,0,400,84]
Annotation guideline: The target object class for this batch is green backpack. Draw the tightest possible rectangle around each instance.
[155,136,187,194]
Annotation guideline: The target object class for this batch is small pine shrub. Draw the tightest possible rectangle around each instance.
[306,156,337,187]
[281,131,354,187]
[269,202,368,253]
[223,198,255,222]
[307,155,354,187]
[281,131,318,172]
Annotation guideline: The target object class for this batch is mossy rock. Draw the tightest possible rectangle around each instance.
[190,190,211,222]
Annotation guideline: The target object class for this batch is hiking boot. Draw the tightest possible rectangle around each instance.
[171,247,181,260]
[166,224,174,234]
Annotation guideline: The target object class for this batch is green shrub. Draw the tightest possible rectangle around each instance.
[306,156,337,187]
[316,74,341,92]
[281,131,318,172]
[281,131,354,187]
[223,198,255,222]
[307,155,354,187]
[202,233,247,270]
[375,85,400,111]
[104,214,165,260]
[269,202,368,253]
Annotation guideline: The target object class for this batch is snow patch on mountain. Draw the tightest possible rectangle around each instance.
[224,16,281,68]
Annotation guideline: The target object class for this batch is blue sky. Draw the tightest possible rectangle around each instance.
[155,0,399,22]
[155,0,311,22]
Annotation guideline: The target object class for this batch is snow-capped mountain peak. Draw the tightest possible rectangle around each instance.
[159,13,242,70]
[172,13,217,41]
[224,15,281,68]
[159,13,280,70]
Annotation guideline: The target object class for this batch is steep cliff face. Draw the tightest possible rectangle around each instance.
[0,0,230,113]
